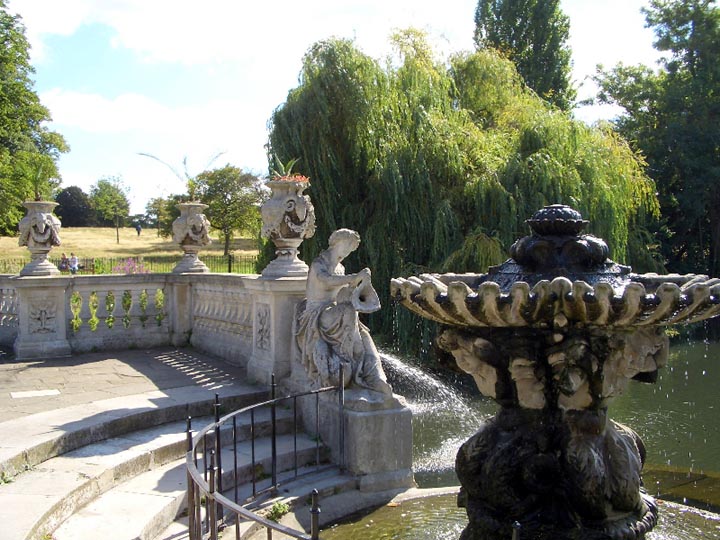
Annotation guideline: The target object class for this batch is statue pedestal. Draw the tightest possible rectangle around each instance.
[297,388,415,492]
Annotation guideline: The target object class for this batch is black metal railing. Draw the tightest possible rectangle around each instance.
[186,371,345,540]
[0,254,258,275]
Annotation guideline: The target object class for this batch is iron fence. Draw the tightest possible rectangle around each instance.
[187,371,346,540]
[0,254,258,275]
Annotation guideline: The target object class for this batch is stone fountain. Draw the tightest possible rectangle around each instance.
[391,205,720,540]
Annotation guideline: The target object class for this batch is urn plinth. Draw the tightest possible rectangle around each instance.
[391,204,720,540]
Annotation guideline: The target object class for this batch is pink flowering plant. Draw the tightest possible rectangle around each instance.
[112,258,149,274]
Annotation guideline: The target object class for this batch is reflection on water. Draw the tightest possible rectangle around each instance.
[612,339,720,474]
[321,494,720,540]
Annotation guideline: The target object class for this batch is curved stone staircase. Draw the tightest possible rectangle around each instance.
[0,348,354,540]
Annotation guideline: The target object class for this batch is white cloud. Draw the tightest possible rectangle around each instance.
[10,0,665,214]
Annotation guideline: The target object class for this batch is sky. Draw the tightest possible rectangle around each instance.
[7,0,663,215]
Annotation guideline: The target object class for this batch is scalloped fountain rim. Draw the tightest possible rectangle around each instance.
[390,272,720,329]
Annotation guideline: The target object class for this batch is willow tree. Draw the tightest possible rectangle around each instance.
[268,31,660,351]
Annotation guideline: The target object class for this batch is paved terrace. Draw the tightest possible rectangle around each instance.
[0,346,252,424]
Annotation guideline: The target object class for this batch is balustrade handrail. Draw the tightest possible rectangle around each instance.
[186,371,346,540]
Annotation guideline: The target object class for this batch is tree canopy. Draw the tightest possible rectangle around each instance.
[55,186,94,227]
[0,1,68,234]
[594,0,720,276]
[268,32,660,348]
[473,0,575,110]
[195,165,263,255]
[90,177,130,243]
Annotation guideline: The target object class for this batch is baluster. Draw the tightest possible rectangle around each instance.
[109,289,124,329]
[127,288,144,325]
[75,290,92,331]
[94,290,111,328]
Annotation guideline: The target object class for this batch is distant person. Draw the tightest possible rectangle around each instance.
[135,223,142,236]
[59,253,69,272]
[69,253,79,275]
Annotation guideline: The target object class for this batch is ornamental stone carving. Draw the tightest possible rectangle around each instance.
[172,202,212,273]
[18,201,62,276]
[29,301,57,334]
[295,229,391,395]
[261,179,316,278]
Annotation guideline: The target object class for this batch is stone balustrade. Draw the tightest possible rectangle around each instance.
[0,272,303,371]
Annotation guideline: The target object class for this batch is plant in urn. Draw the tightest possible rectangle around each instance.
[260,157,316,278]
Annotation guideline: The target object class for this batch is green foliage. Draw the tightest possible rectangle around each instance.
[55,186,95,226]
[266,501,290,522]
[0,2,68,234]
[145,197,171,237]
[268,33,659,352]
[195,165,263,256]
[90,177,130,243]
[473,0,576,110]
[594,0,720,275]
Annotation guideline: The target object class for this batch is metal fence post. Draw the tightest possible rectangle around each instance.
[512,521,521,540]
[185,417,196,539]
[310,489,321,540]
[214,393,224,522]
[208,451,218,540]
[271,373,277,490]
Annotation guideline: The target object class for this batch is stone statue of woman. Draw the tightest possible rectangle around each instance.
[295,229,392,395]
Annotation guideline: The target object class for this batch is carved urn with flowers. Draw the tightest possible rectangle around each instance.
[260,169,316,278]
[392,205,720,540]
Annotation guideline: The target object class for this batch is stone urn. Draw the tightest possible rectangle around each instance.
[391,205,720,540]
[172,202,212,273]
[18,200,62,277]
[260,178,316,278]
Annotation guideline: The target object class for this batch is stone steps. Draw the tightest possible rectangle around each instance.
[51,434,332,540]
[0,384,270,540]
[0,383,267,479]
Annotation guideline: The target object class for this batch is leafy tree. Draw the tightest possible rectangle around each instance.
[195,165,262,255]
[473,0,575,110]
[90,177,130,243]
[268,32,659,352]
[55,186,94,226]
[145,196,171,237]
[594,0,720,276]
[0,1,68,233]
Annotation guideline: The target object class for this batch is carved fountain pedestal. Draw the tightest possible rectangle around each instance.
[392,205,720,540]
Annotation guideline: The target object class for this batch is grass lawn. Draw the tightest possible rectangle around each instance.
[0,227,259,259]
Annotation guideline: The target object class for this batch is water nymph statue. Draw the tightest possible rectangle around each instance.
[295,229,392,395]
